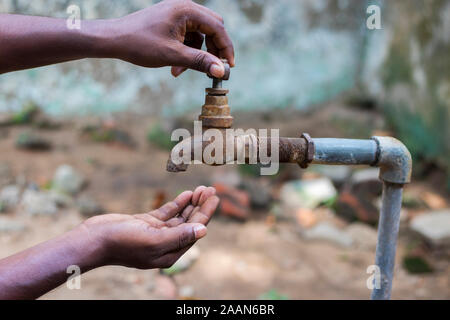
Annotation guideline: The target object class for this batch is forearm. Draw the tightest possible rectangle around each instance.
[0,14,119,74]
[0,224,105,299]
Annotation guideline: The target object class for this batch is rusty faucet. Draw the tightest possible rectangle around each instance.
[165,60,412,300]
[199,59,233,128]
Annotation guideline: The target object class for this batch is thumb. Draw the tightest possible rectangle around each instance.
[157,223,207,254]
[175,44,225,78]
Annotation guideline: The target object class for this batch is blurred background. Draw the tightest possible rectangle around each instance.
[0,0,448,299]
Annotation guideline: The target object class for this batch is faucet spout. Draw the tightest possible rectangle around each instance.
[166,129,310,172]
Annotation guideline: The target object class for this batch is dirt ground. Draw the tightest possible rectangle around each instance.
[0,102,448,299]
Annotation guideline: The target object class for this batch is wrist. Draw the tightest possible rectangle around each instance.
[68,223,108,271]
[82,19,124,59]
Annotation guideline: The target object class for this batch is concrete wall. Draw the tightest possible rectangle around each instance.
[0,0,370,116]
[362,0,450,177]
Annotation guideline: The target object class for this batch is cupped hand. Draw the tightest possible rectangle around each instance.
[81,186,219,269]
[113,0,235,78]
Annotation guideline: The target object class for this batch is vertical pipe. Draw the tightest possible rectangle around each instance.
[371,182,404,300]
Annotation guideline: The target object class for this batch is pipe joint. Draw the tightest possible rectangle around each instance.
[372,136,412,185]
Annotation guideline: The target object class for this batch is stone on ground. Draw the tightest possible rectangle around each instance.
[76,195,104,217]
[15,131,52,151]
[0,185,21,210]
[48,190,73,208]
[0,217,26,233]
[410,210,450,246]
[345,222,378,250]
[335,190,379,224]
[303,222,353,248]
[0,163,14,188]
[310,165,352,186]
[349,168,382,198]
[21,189,58,216]
[280,177,337,213]
[52,165,85,195]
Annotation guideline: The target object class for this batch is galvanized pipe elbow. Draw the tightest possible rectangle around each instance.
[312,136,412,185]
[372,136,412,185]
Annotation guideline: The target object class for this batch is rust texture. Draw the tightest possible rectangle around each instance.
[166,133,310,172]
[198,88,233,128]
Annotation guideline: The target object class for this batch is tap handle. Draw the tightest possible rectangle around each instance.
[207,59,230,81]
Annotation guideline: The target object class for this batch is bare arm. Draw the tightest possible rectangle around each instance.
[0,14,114,74]
[0,186,219,300]
[0,224,104,299]
[0,0,234,76]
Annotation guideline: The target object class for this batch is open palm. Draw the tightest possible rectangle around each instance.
[82,186,219,269]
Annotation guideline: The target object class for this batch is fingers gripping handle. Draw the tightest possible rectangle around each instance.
[208,59,230,88]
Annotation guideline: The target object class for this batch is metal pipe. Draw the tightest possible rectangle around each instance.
[371,182,403,300]
[166,133,309,172]
[312,138,378,165]
[212,78,222,88]
[310,136,411,299]
[166,133,412,300]
[372,136,412,185]
[173,63,413,299]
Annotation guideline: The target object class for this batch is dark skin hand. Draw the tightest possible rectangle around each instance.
[0,0,235,76]
[0,186,219,300]
[0,0,233,300]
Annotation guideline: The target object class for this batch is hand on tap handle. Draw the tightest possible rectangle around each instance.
[0,0,235,78]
